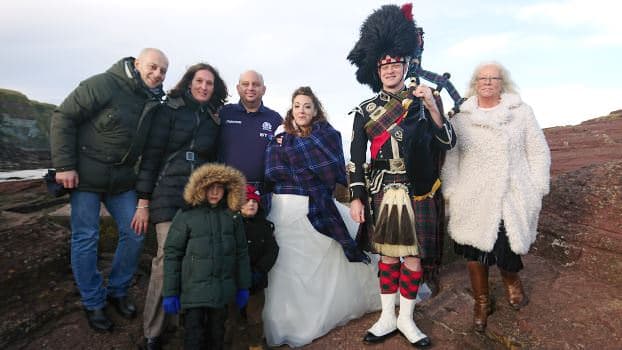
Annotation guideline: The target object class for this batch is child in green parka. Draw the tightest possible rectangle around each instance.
[162,163,251,349]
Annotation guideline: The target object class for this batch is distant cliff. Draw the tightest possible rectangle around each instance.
[0,88,55,170]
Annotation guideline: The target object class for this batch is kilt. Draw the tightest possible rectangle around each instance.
[414,194,441,260]
[370,172,441,259]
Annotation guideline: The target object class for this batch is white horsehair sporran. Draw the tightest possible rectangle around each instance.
[372,182,419,257]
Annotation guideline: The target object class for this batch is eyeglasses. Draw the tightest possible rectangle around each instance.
[477,77,502,83]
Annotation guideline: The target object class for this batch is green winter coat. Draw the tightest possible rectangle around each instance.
[50,57,164,193]
[162,163,251,309]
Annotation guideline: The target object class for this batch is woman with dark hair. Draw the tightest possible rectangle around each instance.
[130,62,227,349]
[167,63,228,106]
[261,86,380,347]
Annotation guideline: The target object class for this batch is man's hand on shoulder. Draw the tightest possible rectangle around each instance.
[55,170,79,189]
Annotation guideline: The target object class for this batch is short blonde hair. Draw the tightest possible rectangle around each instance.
[465,61,519,98]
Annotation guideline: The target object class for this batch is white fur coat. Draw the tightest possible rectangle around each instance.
[441,93,551,255]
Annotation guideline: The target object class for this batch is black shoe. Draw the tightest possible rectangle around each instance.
[85,307,114,332]
[363,329,398,343]
[144,337,162,350]
[395,329,432,348]
[107,295,137,319]
[406,335,431,348]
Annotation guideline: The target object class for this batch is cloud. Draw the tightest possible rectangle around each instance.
[446,32,560,59]
[2,0,618,135]
[516,0,617,27]
[516,0,622,47]
[446,33,515,57]
[579,34,622,47]
[522,84,622,127]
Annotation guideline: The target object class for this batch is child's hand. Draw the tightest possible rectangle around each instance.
[163,295,180,314]
[235,289,249,309]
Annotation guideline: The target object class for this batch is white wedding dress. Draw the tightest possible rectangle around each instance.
[263,194,381,347]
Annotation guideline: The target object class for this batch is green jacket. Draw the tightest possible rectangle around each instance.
[162,163,251,309]
[50,57,164,193]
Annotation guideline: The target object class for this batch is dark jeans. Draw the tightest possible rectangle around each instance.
[184,306,227,350]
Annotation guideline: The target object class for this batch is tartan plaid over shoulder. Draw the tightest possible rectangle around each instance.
[265,121,369,263]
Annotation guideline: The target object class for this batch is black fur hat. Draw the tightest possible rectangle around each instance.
[347,4,418,92]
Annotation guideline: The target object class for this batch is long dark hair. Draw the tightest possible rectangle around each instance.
[283,86,327,137]
[169,63,228,109]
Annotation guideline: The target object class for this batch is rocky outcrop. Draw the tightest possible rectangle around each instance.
[0,89,54,170]
[0,180,70,348]
[534,111,622,286]
[545,110,622,177]
[535,160,622,284]
[0,181,155,349]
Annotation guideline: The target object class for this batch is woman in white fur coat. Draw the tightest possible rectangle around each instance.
[441,62,550,332]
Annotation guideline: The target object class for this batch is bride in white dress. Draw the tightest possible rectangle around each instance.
[264,195,380,347]
[262,87,380,347]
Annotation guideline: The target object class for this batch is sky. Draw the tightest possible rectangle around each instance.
[2,0,621,144]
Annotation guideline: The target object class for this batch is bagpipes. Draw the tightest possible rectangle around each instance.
[400,3,465,118]
[349,3,464,141]
[348,3,460,253]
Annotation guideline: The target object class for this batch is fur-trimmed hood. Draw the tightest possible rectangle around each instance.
[183,163,246,211]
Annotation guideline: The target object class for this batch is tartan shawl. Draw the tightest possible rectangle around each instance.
[265,121,369,263]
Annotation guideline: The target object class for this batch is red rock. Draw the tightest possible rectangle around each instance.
[1,112,621,348]
[544,110,622,178]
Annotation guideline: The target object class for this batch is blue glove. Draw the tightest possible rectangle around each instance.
[162,295,180,314]
[235,289,249,309]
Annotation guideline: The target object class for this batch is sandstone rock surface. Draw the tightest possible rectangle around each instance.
[1,112,621,349]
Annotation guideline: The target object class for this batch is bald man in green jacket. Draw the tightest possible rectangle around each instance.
[50,48,169,332]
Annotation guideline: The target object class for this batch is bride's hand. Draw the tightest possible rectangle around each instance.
[349,199,365,223]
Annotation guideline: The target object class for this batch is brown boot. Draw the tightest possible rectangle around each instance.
[467,261,492,332]
[499,269,529,310]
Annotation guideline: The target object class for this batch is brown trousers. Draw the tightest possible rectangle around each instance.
[143,222,177,338]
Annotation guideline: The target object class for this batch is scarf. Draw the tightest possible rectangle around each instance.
[265,121,369,263]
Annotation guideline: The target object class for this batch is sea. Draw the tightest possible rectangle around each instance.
[0,169,47,182]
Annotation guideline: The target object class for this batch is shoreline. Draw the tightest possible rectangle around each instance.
[0,169,47,181]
